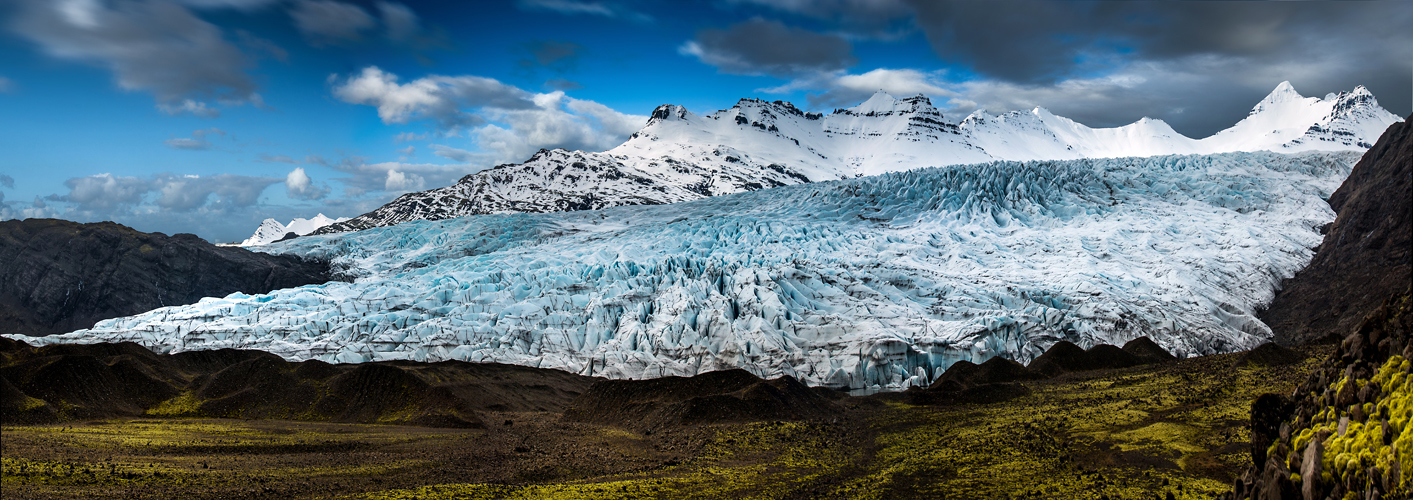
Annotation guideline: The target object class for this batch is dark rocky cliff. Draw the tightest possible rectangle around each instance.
[0,219,337,336]
[1261,115,1412,346]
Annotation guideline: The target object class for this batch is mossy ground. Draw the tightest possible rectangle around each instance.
[2,346,1328,499]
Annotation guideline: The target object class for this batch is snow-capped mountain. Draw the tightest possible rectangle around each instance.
[240,214,350,246]
[15,150,1359,390]
[1200,82,1397,152]
[240,219,290,246]
[314,82,1400,235]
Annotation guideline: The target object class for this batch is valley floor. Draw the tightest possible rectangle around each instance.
[1,344,1327,499]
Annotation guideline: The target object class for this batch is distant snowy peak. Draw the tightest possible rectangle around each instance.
[840,91,936,116]
[241,213,350,246]
[285,214,343,236]
[316,83,1400,236]
[240,219,289,246]
[1250,80,1305,116]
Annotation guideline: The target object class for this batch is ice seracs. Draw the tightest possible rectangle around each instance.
[240,213,350,246]
[13,150,1362,391]
[315,82,1400,236]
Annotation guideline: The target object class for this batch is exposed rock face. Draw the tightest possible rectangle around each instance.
[1261,115,1413,345]
[0,219,337,336]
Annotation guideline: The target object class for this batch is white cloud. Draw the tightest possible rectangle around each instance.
[157,99,221,118]
[334,66,647,168]
[44,172,279,214]
[192,127,226,138]
[285,167,328,200]
[393,131,429,143]
[163,127,227,150]
[760,68,955,109]
[164,138,211,150]
[515,0,650,22]
[47,173,151,211]
[178,0,282,9]
[258,154,299,163]
[314,156,471,195]
[471,91,647,163]
[0,195,61,220]
[332,66,533,129]
[0,76,15,94]
[430,144,485,162]
[152,173,280,211]
[383,169,424,192]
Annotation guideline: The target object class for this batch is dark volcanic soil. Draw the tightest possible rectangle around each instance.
[1,338,1331,500]
[561,368,843,432]
[1260,114,1413,345]
[0,339,599,426]
[0,219,338,335]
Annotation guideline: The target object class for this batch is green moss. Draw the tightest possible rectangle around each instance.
[1300,354,1411,496]
[145,391,205,417]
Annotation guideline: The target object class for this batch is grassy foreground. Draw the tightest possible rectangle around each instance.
[2,345,1327,499]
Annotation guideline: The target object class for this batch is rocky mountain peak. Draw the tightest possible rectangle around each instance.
[1250,80,1305,115]
[646,104,689,125]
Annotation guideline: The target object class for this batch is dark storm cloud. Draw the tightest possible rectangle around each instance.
[683,18,856,77]
[289,0,376,45]
[544,78,583,91]
[908,1,1408,83]
[8,0,259,108]
[895,0,1412,137]
[518,40,586,74]
[726,0,913,39]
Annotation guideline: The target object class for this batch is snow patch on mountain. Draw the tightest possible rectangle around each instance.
[315,82,1399,235]
[15,151,1360,391]
[240,214,350,246]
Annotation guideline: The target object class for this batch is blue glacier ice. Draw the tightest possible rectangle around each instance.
[11,151,1358,390]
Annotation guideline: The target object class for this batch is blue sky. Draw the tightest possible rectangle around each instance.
[1,0,1409,243]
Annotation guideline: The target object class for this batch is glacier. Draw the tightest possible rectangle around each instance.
[13,151,1359,390]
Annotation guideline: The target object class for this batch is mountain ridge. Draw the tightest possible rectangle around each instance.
[241,213,350,246]
[311,82,1400,236]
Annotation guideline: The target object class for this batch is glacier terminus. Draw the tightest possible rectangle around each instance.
[16,150,1363,390]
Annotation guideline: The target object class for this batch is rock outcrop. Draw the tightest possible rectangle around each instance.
[1261,114,1413,345]
[0,219,338,335]
[1227,289,1411,500]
